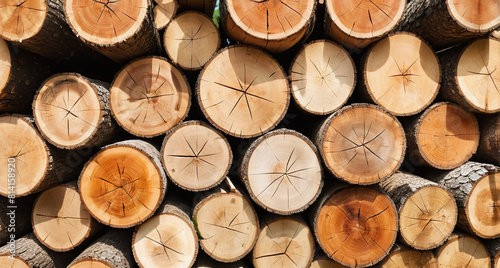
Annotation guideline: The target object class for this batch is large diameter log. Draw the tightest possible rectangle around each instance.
[376,243,438,268]
[0,38,52,113]
[405,102,480,170]
[397,0,500,48]
[110,56,191,138]
[164,11,220,71]
[432,161,500,239]
[315,103,406,185]
[439,37,500,113]
[486,238,500,268]
[221,0,315,53]
[33,73,117,149]
[325,0,406,49]
[435,232,491,268]
[197,45,290,138]
[64,0,161,62]
[252,215,315,268]
[475,114,500,166]
[379,171,457,250]
[79,139,167,228]
[0,195,35,245]
[361,32,440,116]
[32,181,101,252]
[153,0,177,30]
[241,128,323,215]
[289,40,356,115]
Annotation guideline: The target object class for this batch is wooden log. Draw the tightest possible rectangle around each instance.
[493,27,500,40]
[311,184,398,267]
[161,120,232,191]
[163,11,220,71]
[379,171,457,250]
[64,0,161,62]
[361,32,440,116]
[439,37,500,113]
[68,229,135,268]
[435,232,491,268]
[324,0,406,49]
[192,179,259,262]
[241,128,323,215]
[33,73,118,149]
[197,45,290,138]
[310,249,348,268]
[405,102,480,170]
[486,238,500,268]
[0,195,35,245]
[79,139,167,228]
[475,114,500,166]
[288,39,356,115]
[193,250,248,268]
[221,0,316,53]
[397,0,500,48]
[252,215,315,268]
[132,194,198,268]
[0,38,53,113]
[110,56,191,138]
[32,181,101,252]
[178,0,215,17]
[153,0,177,30]
[431,161,500,239]
[376,243,438,268]
[315,103,406,185]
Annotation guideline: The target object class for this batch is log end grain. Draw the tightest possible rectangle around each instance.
[447,0,500,33]
[377,248,438,268]
[435,233,491,268]
[153,0,177,30]
[0,0,47,42]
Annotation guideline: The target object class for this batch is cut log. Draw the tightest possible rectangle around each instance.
[241,128,323,215]
[289,39,356,115]
[0,38,53,113]
[310,250,348,268]
[178,0,216,17]
[110,56,191,138]
[435,232,491,268]
[0,114,80,197]
[132,194,198,268]
[252,215,315,268]
[324,0,406,49]
[376,243,438,268]
[493,27,500,40]
[405,102,480,170]
[68,229,135,268]
[439,37,500,113]
[486,238,500,268]
[153,0,177,30]
[315,103,406,185]
[197,45,290,138]
[312,184,398,267]
[221,0,316,53]
[432,161,500,239]
[164,11,220,71]
[33,73,118,149]
[192,179,259,262]
[79,139,167,228]
[194,250,248,268]
[0,195,35,245]
[64,0,161,62]
[32,181,101,252]
[475,114,500,166]
[379,171,457,250]
[361,32,440,116]
[397,0,500,48]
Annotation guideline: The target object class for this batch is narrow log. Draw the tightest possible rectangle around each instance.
[289,39,356,115]
[68,229,135,268]
[405,102,480,170]
[164,11,220,71]
[486,238,500,268]
[379,171,457,250]
[197,45,290,138]
[178,0,216,17]
[0,195,35,245]
[435,232,491,268]
[64,0,161,62]
[475,114,500,166]
[79,139,167,228]
[32,181,101,252]
[361,32,440,116]
[431,161,500,239]
[315,103,406,185]
[439,37,500,113]
[153,0,178,30]
[397,0,500,48]
[324,0,406,49]
[221,0,316,53]
[110,56,191,138]
[252,215,315,268]
[33,73,118,149]
[376,243,438,268]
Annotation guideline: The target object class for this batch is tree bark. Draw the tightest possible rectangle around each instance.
[485,238,500,268]
[474,114,500,166]
[435,232,491,268]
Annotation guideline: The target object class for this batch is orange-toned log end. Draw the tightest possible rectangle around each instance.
[79,140,166,228]
[447,0,500,33]
[197,45,290,138]
[70,260,112,268]
[377,248,438,268]
[153,0,177,30]
[325,0,405,49]
[0,0,47,42]
[315,187,398,267]
[436,233,491,267]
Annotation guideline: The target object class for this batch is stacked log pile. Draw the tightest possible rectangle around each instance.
[0,0,499,267]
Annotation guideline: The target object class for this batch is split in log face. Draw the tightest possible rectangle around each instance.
[377,248,438,268]
[197,45,289,138]
[315,187,398,267]
[153,0,177,30]
[0,256,30,268]
[447,0,500,33]
[110,56,191,138]
[0,0,47,42]
[467,171,500,238]
[435,234,491,268]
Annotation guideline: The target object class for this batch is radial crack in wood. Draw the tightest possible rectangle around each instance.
[435,233,491,268]
[153,0,177,30]
[0,0,47,42]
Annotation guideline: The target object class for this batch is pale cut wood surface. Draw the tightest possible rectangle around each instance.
[376,244,438,268]
[153,0,177,30]
[0,0,47,42]
[435,233,491,268]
